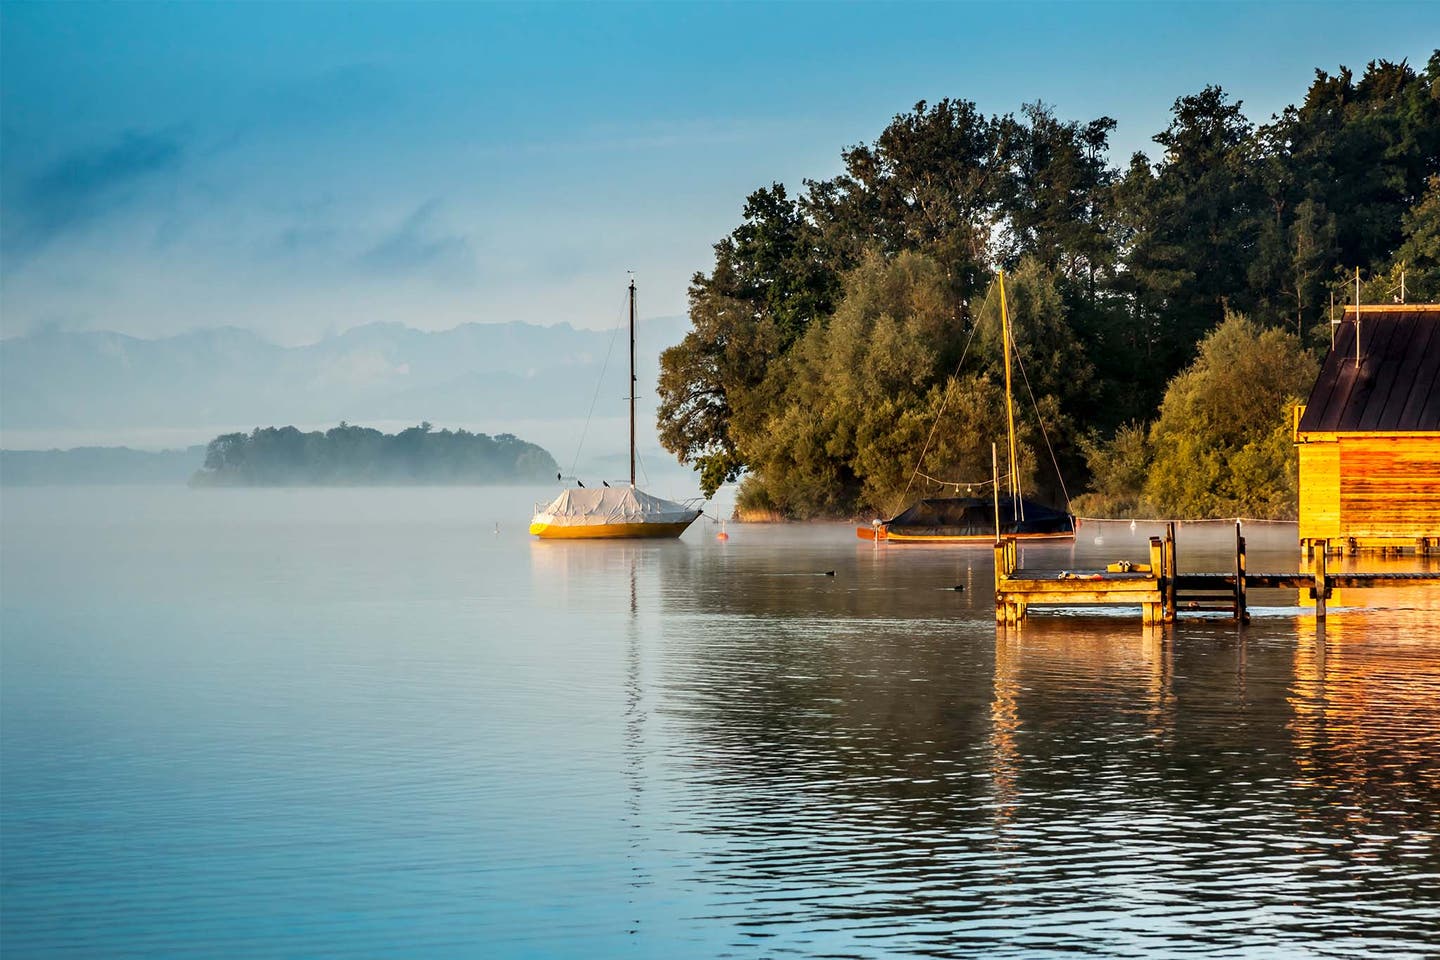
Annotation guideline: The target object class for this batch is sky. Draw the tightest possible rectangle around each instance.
[2,1,1438,344]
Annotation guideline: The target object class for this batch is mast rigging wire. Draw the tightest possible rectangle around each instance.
[899,275,1072,513]
[568,286,631,480]
[901,281,997,499]
[1009,333,1073,511]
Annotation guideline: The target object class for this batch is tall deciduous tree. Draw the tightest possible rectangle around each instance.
[1000,103,1118,291]
[1144,314,1317,519]
[1119,87,1260,367]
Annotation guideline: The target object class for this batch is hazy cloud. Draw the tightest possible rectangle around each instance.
[357,200,475,282]
[6,129,185,256]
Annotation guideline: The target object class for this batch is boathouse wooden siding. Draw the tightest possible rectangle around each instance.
[1297,442,1340,539]
[1295,305,1440,548]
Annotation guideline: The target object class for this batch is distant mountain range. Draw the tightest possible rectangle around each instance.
[1,317,692,433]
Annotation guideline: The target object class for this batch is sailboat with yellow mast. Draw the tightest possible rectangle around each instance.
[529,277,703,539]
[857,270,1075,543]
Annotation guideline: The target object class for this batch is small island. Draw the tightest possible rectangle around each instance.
[191,423,558,486]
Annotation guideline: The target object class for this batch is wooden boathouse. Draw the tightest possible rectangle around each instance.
[1294,304,1440,554]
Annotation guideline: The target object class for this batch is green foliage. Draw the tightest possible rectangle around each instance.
[192,423,557,486]
[658,51,1440,518]
[1073,422,1152,518]
[802,98,1005,283]
[1000,104,1117,284]
[1392,174,1440,300]
[1114,86,1262,375]
[736,252,1045,518]
[1143,314,1317,519]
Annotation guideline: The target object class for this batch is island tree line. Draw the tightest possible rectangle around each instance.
[193,423,558,486]
[657,54,1440,520]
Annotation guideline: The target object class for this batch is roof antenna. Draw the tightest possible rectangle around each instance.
[1355,266,1361,368]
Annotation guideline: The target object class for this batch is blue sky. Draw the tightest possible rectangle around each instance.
[2,1,1437,343]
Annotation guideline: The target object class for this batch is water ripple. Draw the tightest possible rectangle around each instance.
[3,494,1439,956]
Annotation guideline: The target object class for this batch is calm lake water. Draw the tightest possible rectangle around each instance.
[4,486,1440,957]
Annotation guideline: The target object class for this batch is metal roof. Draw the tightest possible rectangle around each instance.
[1297,306,1440,433]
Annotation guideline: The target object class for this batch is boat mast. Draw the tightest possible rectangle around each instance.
[629,274,637,488]
[998,271,1022,520]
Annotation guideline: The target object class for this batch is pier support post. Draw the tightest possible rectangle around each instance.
[1163,524,1177,623]
[1312,540,1329,620]
[1235,522,1249,623]
[994,540,1014,624]
[992,539,1026,624]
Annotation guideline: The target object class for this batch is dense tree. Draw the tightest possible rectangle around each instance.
[1000,103,1118,289]
[802,98,1007,285]
[735,253,1035,518]
[1250,55,1440,333]
[1117,87,1261,371]
[1150,315,1315,518]
[192,423,557,486]
[1390,175,1440,300]
[1078,315,1316,519]
[1072,423,1151,517]
[659,52,1440,518]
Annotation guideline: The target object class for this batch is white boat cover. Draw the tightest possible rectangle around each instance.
[532,486,701,527]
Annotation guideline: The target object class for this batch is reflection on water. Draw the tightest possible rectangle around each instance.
[3,493,1439,957]
[1290,614,1440,905]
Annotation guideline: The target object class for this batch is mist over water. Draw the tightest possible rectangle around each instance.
[3,487,1439,957]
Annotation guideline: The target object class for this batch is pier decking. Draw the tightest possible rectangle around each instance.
[995,523,1440,624]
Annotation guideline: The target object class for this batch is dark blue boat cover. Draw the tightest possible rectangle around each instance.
[884,497,1074,538]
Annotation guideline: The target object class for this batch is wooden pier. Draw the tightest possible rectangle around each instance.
[995,522,1440,624]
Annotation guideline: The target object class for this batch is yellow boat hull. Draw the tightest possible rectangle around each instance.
[529,520,696,539]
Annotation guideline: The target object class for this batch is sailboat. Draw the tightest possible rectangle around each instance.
[857,271,1075,544]
[530,278,703,539]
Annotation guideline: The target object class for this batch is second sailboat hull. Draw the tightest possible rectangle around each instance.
[856,496,1075,544]
[858,526,1074,543]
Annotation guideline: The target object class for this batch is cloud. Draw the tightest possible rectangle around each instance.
[5,129,185,255]
[357,199,475,282]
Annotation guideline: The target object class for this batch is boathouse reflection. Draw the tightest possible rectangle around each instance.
[1287,610,1440,854]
